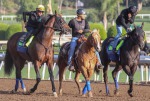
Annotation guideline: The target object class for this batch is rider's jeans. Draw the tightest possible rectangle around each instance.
[113,25,122,49]
[67,37,78,65]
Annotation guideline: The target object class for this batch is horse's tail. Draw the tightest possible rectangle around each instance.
[4,49,14,75]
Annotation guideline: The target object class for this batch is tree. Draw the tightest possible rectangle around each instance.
[90,0,122,30]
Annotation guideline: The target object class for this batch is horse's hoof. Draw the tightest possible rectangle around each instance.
[59,89,63,96]
[53,92,58,97]
[114,89,119,96]
[88,91,93,97]
[29,89,35,93]
[10,89,16,94]
[128,90,133,97]
[23,91,31,95]
[82,94,86,97]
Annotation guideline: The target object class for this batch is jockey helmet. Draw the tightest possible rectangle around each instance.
[36,5,45,12]
[76,9,86,15]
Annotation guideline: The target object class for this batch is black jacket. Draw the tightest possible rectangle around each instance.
[23,11,44,29]
[116,8,136,30]
[68,18,90,37]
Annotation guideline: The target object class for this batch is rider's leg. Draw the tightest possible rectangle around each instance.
[113,25,122,51]
[67,37,78,71]
[95,51,103,68]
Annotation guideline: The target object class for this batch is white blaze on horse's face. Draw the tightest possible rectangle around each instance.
[92,30,101,52]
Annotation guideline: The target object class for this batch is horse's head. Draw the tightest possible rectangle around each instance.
[88,29,101,52]
[129,23,145,49]
[53,11,71,34]
[44,11,71,34]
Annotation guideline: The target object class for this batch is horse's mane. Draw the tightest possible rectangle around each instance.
[43,14,54,25]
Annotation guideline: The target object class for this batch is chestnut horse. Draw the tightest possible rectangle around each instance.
[57,29,101,97]
[4,12,70,97]
[100,23,145,97]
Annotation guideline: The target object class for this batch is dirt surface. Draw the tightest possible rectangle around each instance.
[0,79,150,101]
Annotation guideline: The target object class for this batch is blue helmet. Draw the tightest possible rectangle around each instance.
[128,6,138,14]
[76,9,86,15]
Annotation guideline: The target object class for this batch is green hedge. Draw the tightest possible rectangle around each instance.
[107,26,126,38]
[5,24,22,40]
[89,23,107,40]
[0,23,9,40]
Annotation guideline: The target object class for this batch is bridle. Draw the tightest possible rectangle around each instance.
[43,15,66,33]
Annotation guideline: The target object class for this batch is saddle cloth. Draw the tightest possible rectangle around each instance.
[106,38,124,61]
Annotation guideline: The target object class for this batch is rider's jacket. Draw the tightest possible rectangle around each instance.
[68,18,90,37]
[116,8,136,30]
[23,11,44,29]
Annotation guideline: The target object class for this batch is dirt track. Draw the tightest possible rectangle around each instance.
[0,79,150,101]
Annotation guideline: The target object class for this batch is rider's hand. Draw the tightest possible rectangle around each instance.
[128,13,132,20]
[78,30,83,34]
[127,28,132,32]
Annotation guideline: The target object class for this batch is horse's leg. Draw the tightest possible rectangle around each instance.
[87,69,94,97]
[122,65,136,97]
[81,67,92,97]
[103,64,110,96]
[47,61,58,97]
[74,71,82,95]
[128,65,137,97]
[30,61,41,93]
[112,64,122,96]
[12,59,26,93]
[58,59,67,96]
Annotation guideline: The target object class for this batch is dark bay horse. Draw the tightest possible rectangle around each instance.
[4,12,71,97]
[57,29,101,97]
[100,23,145,97]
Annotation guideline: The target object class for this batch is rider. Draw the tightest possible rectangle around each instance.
[67,9,103,71]
[113,6,138,52]
[22,5,45,46]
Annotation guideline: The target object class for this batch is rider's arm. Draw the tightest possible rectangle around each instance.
[83,20,90,33]
[23,12,31,23]
[129,15,135,24]
[120,12,129,30]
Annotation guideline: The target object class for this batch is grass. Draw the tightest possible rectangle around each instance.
[0,64,145,83]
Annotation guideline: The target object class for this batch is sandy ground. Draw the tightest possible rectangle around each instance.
[0,79,150,101]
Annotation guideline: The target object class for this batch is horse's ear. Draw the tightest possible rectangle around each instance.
[141,22,144,29]
[55,10,57,15]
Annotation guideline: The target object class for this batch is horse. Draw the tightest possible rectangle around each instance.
[57,29,101,97]
[100,23,145,97]
[4,11,71,97]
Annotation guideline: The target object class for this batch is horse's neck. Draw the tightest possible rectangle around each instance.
[83,41,95,54]
[124,38,139,52]
[38,17,55,45]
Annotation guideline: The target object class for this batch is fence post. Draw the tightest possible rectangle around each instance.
[28,62,31,79]
[145,65,148,84]
[140,65,144,82]
[148,66,150,81]
[117,70,121,82]
[42,63,46,80]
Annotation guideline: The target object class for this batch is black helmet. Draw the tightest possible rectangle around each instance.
[128,6,138,14]
[76,9,86,15]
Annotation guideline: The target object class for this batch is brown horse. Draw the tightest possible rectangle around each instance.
[4,12,71,97]
[57,29,101,97]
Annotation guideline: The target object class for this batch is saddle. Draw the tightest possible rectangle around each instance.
[107,37,125,61]
[61,36,87,63]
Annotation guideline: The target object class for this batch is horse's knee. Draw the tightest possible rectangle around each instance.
[36,78,41,83]
[129,76,133,81]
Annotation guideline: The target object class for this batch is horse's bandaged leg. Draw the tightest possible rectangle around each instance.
[82,84,87,94]
[105,85,109,94]
[114,78,119,89]
[19,79,26,89]
[15,79,20,91]
[87,81,91,91]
